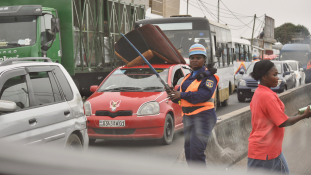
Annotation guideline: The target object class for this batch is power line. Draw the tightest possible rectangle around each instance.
[219,0,252,29]
[195,0,207,18]
[199,0,253,17]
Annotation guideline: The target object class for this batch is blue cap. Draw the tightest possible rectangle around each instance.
[189,44,207,57]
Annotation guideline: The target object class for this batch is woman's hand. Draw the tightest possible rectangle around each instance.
[303,106,311,119]
[168,89,181,101]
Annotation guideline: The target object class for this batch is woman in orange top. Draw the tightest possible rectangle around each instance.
[248,60,311,174]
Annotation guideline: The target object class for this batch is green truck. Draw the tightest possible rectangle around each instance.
[0,0,145,96]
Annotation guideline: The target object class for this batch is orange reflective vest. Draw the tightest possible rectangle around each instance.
[179,70,219,115]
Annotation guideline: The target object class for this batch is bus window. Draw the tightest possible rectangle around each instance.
[226,44,230,65]
[235,44,239,61]
[221,43,226,67]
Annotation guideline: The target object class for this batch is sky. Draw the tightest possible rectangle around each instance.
[179,0,311,40]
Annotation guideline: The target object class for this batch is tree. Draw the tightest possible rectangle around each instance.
[274,23,310,44]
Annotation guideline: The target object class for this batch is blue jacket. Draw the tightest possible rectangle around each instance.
[173,66,218,117]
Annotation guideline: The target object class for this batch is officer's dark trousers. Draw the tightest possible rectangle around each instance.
[183,113,216,165]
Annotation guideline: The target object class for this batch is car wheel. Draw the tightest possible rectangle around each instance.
[237,94,245,102]
[221,99,228,106]
[66,134,83,150]
[89,138,96,145]
[283,86,287,92]
[161,114,174,145]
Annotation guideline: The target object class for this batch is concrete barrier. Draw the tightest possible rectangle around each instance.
[177,83,311,166]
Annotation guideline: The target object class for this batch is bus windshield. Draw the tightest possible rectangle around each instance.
[280,51,309,65]
[0,16,37,48]
[160,30,211,58]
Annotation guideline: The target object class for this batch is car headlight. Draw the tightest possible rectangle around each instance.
[137,101,160,116]
[239,79,246,87]
[84,101,92,116]
[277,80,282,86]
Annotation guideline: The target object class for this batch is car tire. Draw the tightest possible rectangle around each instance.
[161,114,174,145]
[66,134,83,150]
[283,86,287,92]
[89,138,96,145]
[221,99,228,106]
[237,94,245,102]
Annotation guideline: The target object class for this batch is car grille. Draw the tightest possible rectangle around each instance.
[247,81,259,87]
[93,128,135,135]
[95,110,133,118]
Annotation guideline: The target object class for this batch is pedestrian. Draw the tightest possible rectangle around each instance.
[247,60,311,174]
[167,44,219,166]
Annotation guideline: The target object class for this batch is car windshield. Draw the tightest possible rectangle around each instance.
[286,62,297,71]
[0,16,37,48]
[247,62,282,74]
[280,51,309,65]
[97,68,169,92]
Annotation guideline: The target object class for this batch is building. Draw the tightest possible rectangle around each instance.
[149,0,180,17]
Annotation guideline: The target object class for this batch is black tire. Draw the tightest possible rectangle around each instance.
[66,134,83,150]
[161,114,174,145]
[229,83,233,95]
[89,138,96,145]
[237,94,245,102]
[221,99,228,106]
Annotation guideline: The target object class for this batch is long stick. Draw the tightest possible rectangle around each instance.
[120,33,171,91]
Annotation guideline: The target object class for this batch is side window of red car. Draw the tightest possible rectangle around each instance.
[171,66,184,87]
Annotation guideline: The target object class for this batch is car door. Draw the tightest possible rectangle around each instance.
[169,65,184,129]
[0,68,43,144]
[24,66,72,145]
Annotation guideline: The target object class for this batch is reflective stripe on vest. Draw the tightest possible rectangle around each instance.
[179,69,219,115]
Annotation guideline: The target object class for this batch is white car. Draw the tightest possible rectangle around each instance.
[284,60,306,87]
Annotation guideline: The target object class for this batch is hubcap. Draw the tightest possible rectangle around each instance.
[166,120,172,138]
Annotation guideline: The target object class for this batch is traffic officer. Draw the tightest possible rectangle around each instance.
[168,44,219,165]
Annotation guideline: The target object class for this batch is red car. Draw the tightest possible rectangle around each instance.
[84,63,191,145]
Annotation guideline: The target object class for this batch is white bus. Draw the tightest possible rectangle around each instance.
[135,16,235,109]
[230,38,253,87]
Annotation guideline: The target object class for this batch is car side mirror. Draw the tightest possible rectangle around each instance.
[0,100,17,112]
[174,85,180,91]
[51,17,60,33]
[239,70,245,75]
[290,70,294,73]
[90,85,99,92]
[41,40,53,51]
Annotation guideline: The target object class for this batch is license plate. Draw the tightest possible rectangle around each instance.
[251,89,256,92]
[99,120,125,127]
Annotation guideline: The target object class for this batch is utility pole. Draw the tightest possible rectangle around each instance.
[251,14,256,58]
[187,0,189,15]
[218,0,220,23]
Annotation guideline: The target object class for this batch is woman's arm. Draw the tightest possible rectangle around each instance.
[279,106,311,127]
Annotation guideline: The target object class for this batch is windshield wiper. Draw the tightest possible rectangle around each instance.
[101,87,143,92]
[143,87,164,91]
